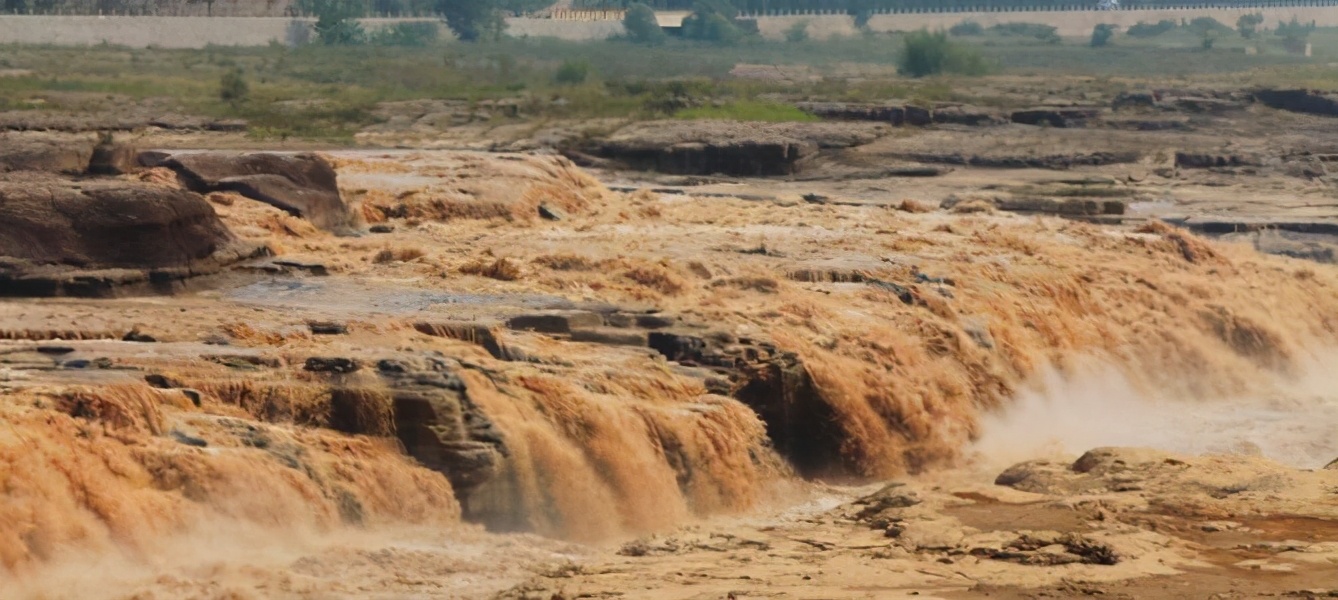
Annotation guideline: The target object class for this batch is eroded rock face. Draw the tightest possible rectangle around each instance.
[0,133,95,174]
[931,105,1005,126]
[646,330,844,477]
[1254,88,1338,117]
[0,173,257,296]
[795,102,907,125]
[1010,107,1104,128]
[374,358,507,520]
[589,121,887,176]
[153,151,355,232]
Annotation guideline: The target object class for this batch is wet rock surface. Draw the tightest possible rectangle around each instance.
[585,120,888,176]
[0,132,95,173]
[4,94,1338,597]
[1255,88,1338,117]
[152,151,355,232]
[0,172,259,296]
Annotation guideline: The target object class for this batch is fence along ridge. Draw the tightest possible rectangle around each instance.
[3,0,1338,17]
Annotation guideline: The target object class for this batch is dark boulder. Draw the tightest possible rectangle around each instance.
[153,152,355,232]
[795,102,906,125]
[646,329,844,477]
[0,173,257,297]
[87,140,139,175]
[1254,89,1338,117]
[506,310,603,334]
[304,357,361,373]
[589,121,886,177]
[903,104,932,126]
[1170,97,1245,114]
[1111,90,1158,111]
[1010,107,1103,128]
[0,133,94,174]
[380,363,507,521]
[931,105,1005,126]
[1174,152,1260,169]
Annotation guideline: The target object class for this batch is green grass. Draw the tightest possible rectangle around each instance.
[0,28,1333,141]
[674,100,818,122]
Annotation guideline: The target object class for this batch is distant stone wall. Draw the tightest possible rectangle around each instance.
[0,15,625,47]
[750,6,1338,38]
[506,17,623,39]
[3,7,1338,47]
[0,16,439,47]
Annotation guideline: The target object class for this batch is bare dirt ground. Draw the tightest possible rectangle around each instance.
[3,83,1338,599]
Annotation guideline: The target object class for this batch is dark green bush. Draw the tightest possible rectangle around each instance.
[682,11,744,45]
[1126,20,1175,38]
[989,22,1060,44]
[298,0,367,45]
[784,20,810,43]
[219,68,248,105]
[624,3,667,45]
[1276,17,1316,40]
[1090,24,1117,48]
[369,22,439,46]
[1187,16,1230,36]
[1236,13,1263,39]
[898,29,988,78]
[555,59,591,85]
[949,20,983,36]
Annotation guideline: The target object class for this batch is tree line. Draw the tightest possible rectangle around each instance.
[576,0,1333,12]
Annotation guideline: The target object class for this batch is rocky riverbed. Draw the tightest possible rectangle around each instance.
[2,80,1338,599]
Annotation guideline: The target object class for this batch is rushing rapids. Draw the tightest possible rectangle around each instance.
[1,147,1336,598]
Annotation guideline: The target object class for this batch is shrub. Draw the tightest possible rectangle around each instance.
[1187,16,1230,36]
[784,20,810,43]
[219,68,248,105]
[554,60,590,85]
[898,29,988,78]
[682,11,743,45]
[949,20,984,36]
[369,22,439,46]
[1276,17,1316,40]
[1126,19,1175,38]
[623,3,667,45]
[1237,13,1263,39]
[989,22,1060,44]
[1090,24,1117,47]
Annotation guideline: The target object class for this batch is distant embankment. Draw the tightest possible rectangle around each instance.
[2,6,1338,47]
[750,5,1338,38]
[0,15,614,47]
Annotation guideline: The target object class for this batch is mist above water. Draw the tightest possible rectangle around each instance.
[970,352,1338,470]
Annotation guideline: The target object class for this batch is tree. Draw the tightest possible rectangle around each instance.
[1236,13,1263,39]
[1090,23,1117,47]
[498,0,554,15]
[298,0,367,45]
[623,3,667,45]
[784,20,809,43]
[847,0,874,31]
[438,0,506,42]
[680,0,743,45]
[369,21,439,45]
